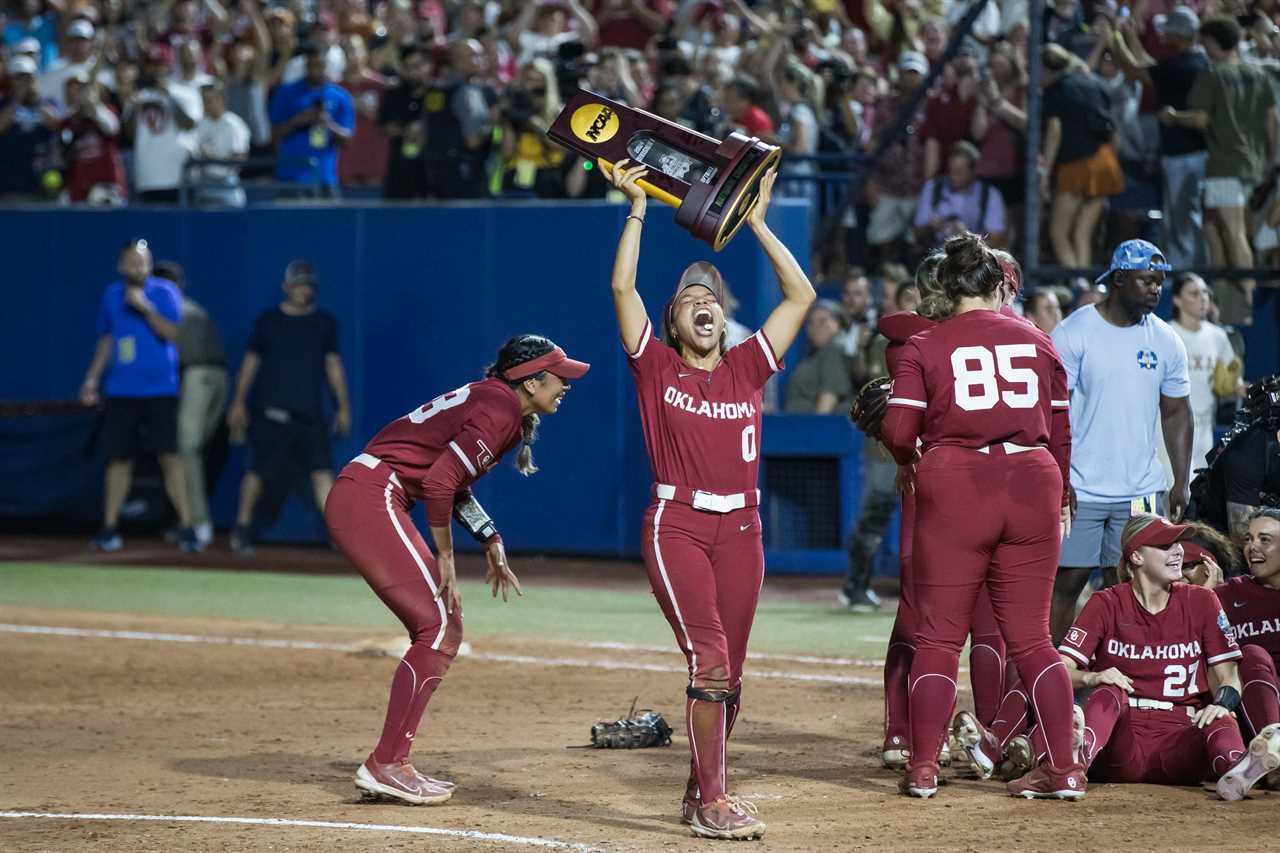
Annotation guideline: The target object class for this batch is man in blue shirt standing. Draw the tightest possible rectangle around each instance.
[225,259,350,554]
[1048,239,1194,641]
[80,240,198,552]
[269,44,354,197]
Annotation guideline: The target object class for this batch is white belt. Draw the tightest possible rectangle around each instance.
[351,453,401,488]
[975,442,1038,455]
[654,483,761,513]
[1128,697,1175,711]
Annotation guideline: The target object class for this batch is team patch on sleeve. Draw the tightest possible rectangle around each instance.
[1218,610,1236,645]
[1064,627,1087,649]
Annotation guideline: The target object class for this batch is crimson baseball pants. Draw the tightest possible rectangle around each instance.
[907,447,1076,773]
[325,462,463,765]
[1082,685,1246,783]
[1240,644,1280,738]
[641,498,765,805]
[884,490,1007,755]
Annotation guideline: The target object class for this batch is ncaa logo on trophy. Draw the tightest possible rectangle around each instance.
[549,90,781,251]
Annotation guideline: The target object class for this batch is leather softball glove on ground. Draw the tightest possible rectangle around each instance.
[590,709,673,748]
[850,376,892,439]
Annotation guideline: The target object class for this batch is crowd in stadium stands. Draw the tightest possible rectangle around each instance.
[4,0,1280,287]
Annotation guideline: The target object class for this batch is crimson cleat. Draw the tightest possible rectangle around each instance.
[355,757,452,805]
[899,762,939,798]
[1217,723,1280,801]
[689,795,766,840]
[952,711,1001,780]
[1007,762,1087,800]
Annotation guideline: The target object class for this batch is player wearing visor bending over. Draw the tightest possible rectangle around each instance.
[602,159,814,840]
[324,335,588,805]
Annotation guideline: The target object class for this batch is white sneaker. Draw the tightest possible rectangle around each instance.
[195,522,213,547]
[1217,723,1280,801]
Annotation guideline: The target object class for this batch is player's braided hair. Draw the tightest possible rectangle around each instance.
[938,232,1003,301]
[486,334,554,476]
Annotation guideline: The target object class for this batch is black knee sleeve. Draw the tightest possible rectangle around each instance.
[687,685,741,703]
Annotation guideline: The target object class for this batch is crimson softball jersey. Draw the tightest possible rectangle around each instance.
[1059,583,1243,706]
[362,378,524,501]
[886,310,1069,452]
[627,318,781,493]
[1215,576,1280,668]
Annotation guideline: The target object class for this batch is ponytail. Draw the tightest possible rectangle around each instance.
[516,414,540,476]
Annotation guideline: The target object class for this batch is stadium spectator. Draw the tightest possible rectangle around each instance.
[193,81,250,206]
[79,240,196,553]
[337,34,388,188]
[783,299,852,414]
[153,260,227,550]
[836,269,876,390]
[226,260,350,555]
[126,48,200,203]
[0,55,58,200]
[920,49,980,182]
[912,141,1007,248]
[61,72,127,205]
[37,19,102,110]
[972,39,1028,249]
[4,3,58,69]
[497,57,568,197]
[269,43,354,196]
[423,38,492,199]
[1110,6,1209,272]
[508,0,598,66]
[1158,274,1241,482]
[1049,239,1193,643]
[377,42,431,200]
[864,52,927,264]
[1178,16,1276,326]
[1041,43,1124,270]
[722,75,775,140]
[592,0,673,51]
[1025,290,1064,335]
[224,0,272,151]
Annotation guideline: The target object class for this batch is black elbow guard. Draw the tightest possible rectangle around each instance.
[453,494,498,543]
[1213,686,1241,713]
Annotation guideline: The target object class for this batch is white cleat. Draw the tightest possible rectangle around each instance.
[882,747,910,769]
[1217,723,1280,801]
[952,711,998,780]
[355,759,452,805]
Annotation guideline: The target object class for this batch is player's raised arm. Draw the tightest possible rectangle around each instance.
[751,168,817,356]
[602,158,653,354]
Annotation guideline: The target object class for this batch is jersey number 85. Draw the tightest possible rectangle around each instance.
[951,344,1040,412]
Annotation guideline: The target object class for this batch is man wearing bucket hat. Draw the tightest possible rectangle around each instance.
[1048,239,1194,642]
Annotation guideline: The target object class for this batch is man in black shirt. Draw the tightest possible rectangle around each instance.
[378,43,432,200]
[226,259,351,553]
[1112,7,1209,270]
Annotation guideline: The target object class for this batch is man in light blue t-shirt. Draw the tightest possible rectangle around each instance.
[1048,239,1193,642]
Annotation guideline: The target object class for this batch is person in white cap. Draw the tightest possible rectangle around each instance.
[0,55,60,199]
[38,19,111,110]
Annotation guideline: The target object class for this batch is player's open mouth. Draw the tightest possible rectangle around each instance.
[693,309,714,337]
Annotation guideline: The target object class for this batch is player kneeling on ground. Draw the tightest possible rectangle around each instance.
[325,335,588,805]
[1056,514,1276,799]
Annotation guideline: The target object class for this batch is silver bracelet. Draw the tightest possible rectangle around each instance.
[626,214,644,226]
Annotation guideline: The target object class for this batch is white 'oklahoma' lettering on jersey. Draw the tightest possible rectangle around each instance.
[1105,639,1202,661]
[662,386,757,421]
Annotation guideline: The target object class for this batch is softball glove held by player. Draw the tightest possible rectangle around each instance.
[850,376,892,439]
[590,704,673,749]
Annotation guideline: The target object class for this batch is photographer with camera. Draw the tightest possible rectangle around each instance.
[497,58,568,197]
[1192,377,1280,544]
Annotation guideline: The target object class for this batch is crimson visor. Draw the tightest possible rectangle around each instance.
[503,347,590,381]
[1122,516,1191,565]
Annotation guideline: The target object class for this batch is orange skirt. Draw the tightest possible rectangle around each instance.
[1055,143,1125,198]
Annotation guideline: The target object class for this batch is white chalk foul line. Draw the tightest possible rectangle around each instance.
[0,811,600,850]
[0,623,894,687]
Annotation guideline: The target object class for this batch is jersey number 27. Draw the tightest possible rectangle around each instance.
[951,344,1039,411]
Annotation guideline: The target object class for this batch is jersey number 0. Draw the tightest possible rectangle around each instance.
[951,344,1040,411]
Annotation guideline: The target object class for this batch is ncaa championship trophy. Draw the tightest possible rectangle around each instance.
[548,90,781,251]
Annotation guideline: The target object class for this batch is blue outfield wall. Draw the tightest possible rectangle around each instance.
[0,200,877,568]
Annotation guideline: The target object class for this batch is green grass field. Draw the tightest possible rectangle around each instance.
[0,563,895,660]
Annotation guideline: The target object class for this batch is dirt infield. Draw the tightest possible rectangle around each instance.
[2,606,1277,853]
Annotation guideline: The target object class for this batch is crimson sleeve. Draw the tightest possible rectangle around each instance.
[420,448,472,527]
[1198,588,1243,666]
[725,329,785,392]
[881,406,923,466]
[882,341,927,464]
[1049,408,1071,507]
[1058,593,1108,667]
